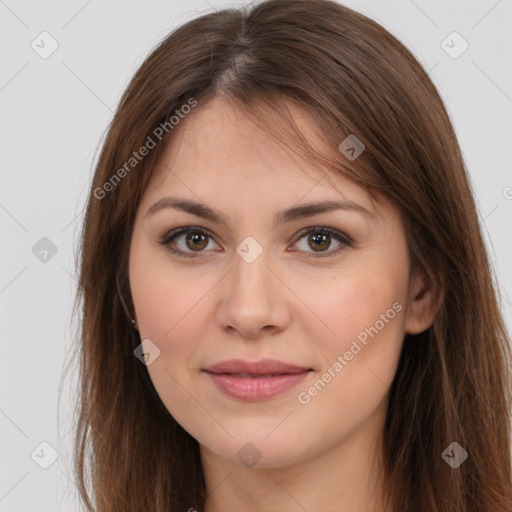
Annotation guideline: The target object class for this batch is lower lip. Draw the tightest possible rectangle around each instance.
[204,371,311,400]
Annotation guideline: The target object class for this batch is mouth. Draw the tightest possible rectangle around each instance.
[202,359,314,401]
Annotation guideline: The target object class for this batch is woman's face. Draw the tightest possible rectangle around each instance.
[129,97,425,469]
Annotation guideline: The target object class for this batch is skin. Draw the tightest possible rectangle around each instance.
[128,97,438,511]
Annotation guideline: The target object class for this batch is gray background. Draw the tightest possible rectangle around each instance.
[1,0,511,510]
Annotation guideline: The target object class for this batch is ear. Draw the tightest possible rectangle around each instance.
[131,308,139,331]
[404,267,443,335]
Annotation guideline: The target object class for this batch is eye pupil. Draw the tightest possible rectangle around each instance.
[308,233,330,252]
[186,232,208,251]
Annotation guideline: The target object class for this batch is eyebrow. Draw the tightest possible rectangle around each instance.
[145,196,374,225]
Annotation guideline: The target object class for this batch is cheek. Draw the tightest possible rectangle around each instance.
[296,266,407,354]
[286,279,407,464]
[291,261,408,415]
[129,253,221,404]
[130,259,212,430]
[130,243,211,346]
[294,271,407,422]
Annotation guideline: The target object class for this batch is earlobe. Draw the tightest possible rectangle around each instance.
[131,311,139,330]
[404,268,443,335]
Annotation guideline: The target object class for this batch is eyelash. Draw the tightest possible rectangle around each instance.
[158,226,352,259]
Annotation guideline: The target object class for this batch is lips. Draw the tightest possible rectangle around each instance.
[203,358,313,400]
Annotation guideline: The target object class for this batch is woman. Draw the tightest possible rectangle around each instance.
[71,0,512,510]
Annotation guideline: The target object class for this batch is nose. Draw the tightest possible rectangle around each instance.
[214,244,291,340]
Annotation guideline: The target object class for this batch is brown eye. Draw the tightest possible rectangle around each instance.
[160,227,218,258]
[293,227,351,258]
[184,232,209,251]
[307,232,331,252]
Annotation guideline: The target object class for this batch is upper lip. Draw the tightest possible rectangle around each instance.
[203,358,312,375]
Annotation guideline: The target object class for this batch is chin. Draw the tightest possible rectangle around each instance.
[196,425,313,469]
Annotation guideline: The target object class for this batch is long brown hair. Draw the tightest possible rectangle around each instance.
[68,0,512,510]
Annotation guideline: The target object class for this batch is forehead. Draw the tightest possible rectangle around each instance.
[141,96,375,212]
